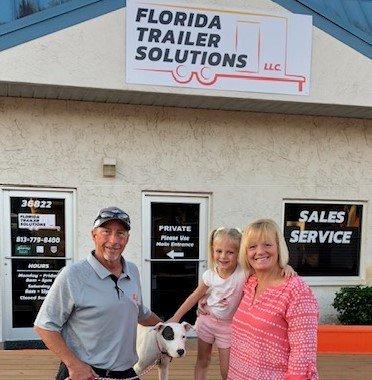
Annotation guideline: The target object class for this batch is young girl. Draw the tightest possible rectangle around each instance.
[169,227,295,380]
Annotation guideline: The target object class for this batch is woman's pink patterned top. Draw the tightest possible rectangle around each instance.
[228,275,319,380]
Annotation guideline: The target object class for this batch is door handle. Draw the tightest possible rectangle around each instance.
[4,256,71,260]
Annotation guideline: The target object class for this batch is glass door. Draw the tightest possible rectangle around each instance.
[142,193,209,324]
[1,188,74,341]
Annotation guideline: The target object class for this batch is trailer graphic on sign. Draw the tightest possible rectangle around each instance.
[126,1,312,95]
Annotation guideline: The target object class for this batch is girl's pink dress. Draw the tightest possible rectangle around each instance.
[228,275,319,380]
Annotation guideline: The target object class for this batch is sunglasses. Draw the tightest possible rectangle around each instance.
[93,209,131,230]
[98,210,130,222]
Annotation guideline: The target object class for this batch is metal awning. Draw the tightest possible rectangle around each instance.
[1,81,371,119]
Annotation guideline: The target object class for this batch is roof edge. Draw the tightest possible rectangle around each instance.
[271,0,372,59]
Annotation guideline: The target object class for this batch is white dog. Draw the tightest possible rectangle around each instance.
[134,322,192,380]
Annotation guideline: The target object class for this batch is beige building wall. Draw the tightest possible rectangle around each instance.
[0,96,371,322]
[0,1,370,108]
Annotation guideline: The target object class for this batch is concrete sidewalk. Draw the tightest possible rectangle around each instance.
[0,344,371,379]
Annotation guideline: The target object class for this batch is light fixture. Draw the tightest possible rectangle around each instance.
[102,158,116,178]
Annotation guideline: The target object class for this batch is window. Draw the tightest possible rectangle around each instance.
[283,200,365,285]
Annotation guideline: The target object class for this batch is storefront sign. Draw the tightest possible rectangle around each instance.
[151,202,199,259]
[126,1,312,95]
[11,197,65,257]
[284,202,363,276]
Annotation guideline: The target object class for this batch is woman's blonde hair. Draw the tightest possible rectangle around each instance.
[238,219,289,271]
[208,227,242,269]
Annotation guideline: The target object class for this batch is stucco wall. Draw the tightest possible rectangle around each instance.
[0,0,370,107]
[1,96,371,323]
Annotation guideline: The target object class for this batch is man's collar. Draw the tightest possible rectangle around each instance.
[88,251,131,279]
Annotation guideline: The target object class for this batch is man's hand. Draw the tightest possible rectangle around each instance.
[33,328,97,380]
[139,311,163,326]
[66,360,98,380]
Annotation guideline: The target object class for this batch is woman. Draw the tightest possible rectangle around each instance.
[227,219,319,380]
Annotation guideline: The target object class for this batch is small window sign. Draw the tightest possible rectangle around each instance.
[11,197,65,258]
[283,202,363,276]
[151,202,200,260]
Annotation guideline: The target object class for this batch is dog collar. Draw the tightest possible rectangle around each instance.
[155,335,172,358]
[156,337,168,355]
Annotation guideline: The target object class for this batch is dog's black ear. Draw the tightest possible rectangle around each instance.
[162,326,174,340]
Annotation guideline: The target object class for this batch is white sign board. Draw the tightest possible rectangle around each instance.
[126,1,312,95]
[18,213,58,231]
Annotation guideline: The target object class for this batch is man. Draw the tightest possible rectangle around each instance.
[34,206,162,380]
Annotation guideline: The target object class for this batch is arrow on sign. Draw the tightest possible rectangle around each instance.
[167,250,184,259]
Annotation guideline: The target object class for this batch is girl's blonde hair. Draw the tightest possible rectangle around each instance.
[239,219,289,271]
[208,227,242,269]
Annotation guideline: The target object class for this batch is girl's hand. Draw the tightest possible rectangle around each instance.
[166,316,180,323]
[281,265,297,278]
[197,301,210,316]
[218,298,228,306]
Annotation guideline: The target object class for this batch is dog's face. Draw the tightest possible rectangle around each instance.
[154,322,192,358]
